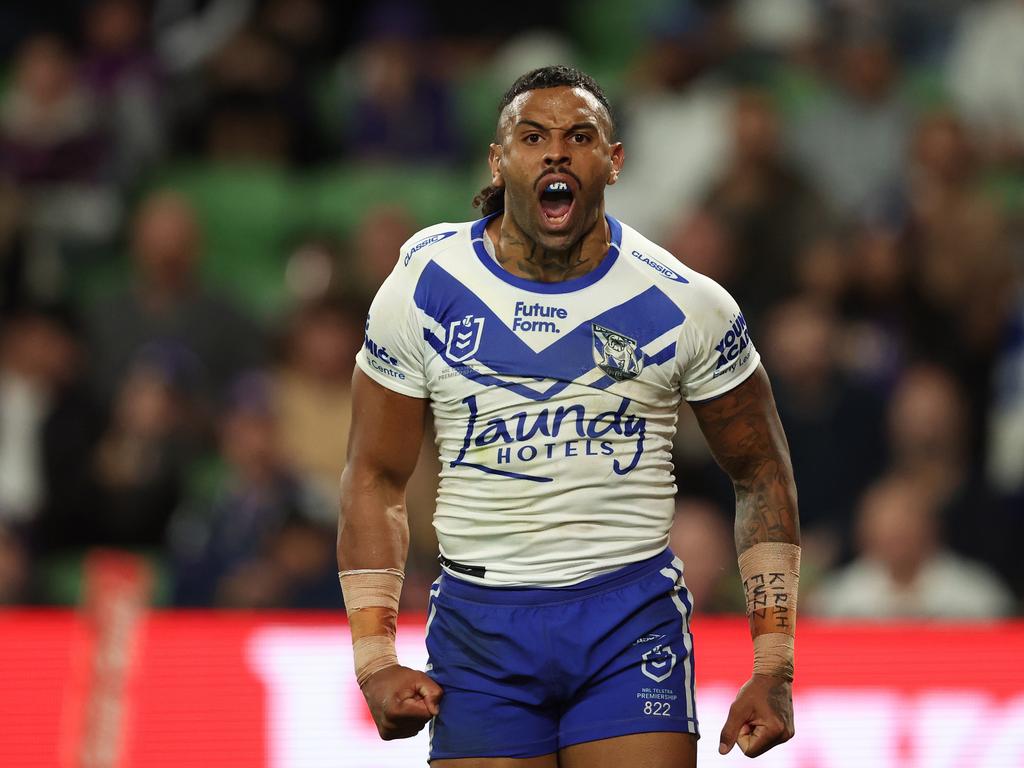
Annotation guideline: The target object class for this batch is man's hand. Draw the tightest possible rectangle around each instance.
[719,674,794,757]
[360,664,443,740]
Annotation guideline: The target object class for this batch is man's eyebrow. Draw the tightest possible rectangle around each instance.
[514,119,549,132]
[513,120,601,133]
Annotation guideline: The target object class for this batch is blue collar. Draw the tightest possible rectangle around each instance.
[470,211,623,295]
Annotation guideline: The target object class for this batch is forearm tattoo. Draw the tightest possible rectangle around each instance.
[691,366,800,555]
[695,367,800,681]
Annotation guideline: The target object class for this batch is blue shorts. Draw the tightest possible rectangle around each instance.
[424,549,698,760]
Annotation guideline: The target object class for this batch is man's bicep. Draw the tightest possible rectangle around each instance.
[690,365,785,473]
[346,368,428,487]
[689,364,799,549]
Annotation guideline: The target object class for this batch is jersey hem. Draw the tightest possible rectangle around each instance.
[436,549,675,606]
[436,544,672,590]
[354,355,428,399]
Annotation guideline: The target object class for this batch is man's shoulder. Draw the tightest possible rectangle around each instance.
[613,217,725,302]
[374,220,479,303]
[399,220,477,271]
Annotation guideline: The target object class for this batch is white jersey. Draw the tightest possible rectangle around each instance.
[356,214,759,586]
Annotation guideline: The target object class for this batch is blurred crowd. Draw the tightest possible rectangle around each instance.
[0,0,1021,618]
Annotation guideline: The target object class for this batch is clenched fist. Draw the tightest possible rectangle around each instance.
[719,674,795,758]
[361,665,444,740]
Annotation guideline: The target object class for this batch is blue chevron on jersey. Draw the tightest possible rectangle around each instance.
[414,260,685,389]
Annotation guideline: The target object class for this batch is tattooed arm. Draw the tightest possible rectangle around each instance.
[691,364,799,552]
[691,364,799,757]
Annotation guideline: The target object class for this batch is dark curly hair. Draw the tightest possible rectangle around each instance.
[473,65,615,217]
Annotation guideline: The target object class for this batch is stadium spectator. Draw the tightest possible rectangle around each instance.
[274,297,363,510]
[732,0,821,56]
[282,234,347,304]
[661,206,736,288]
[257,0,336,79]
[987,294,1024,498]
[349,203,418,297]
[152,0,254,76]
[901,111,1014,409]
[80,0,166,185]
[171,371,337,607]
[0,33,120,277]
[886,363,1017,595]
[338,2,462,163]
[90,343,200,549]
[789,27,911,217]
[0,35,107,185]
[836,208,912,389]
[703,88,832,328]
[0,304,102,554]
[197,22,322,166]
[604,4,732,238]
[760,296,886,548]
[809,474,1015,618]
[947,0,1024,159]
[86,190,266,404]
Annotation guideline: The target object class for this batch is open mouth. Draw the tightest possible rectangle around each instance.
[538,179,575,228]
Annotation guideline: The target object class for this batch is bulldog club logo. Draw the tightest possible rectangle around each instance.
[641,644,677,683]
[446,315,485,363]
[592,323,643,381]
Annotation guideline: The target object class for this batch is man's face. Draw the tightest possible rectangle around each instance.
[489,86,623,251]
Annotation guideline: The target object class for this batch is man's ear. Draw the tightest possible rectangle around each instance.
[607,142,624,185]
[488,143,504,188]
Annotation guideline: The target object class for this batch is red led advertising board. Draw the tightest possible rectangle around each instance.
[3,612,1023,767]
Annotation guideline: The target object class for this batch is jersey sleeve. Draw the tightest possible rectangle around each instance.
[677,275,760,402]
[355,266,429,399]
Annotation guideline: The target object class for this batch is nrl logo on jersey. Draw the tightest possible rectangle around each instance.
[592,323,643,381]
[447,314,485,362]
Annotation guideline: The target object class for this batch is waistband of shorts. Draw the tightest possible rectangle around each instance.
[438,549,677,605]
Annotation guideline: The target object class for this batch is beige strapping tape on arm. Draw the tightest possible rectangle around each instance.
[338,568,404,612]
[353,635,400,687]
[752,634,796,680]
[738,542,800,681]
[339,569,405,684]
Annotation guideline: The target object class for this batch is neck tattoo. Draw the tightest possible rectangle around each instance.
[495,217,604,283]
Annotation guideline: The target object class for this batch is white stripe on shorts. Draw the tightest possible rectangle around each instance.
[660,561,695,724]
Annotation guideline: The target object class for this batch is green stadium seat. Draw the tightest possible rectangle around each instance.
[302,165,480,237]
[154,163,301,318]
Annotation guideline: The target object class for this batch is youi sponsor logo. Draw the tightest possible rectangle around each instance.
[713,312,751,375]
